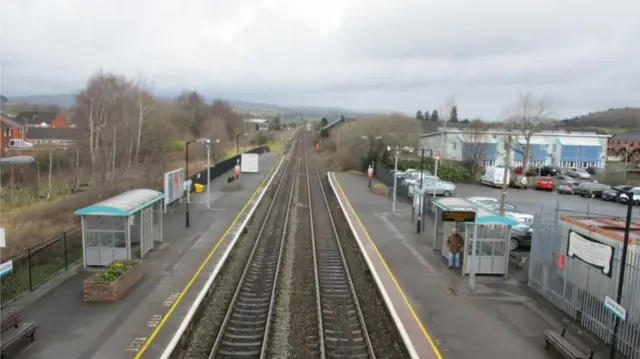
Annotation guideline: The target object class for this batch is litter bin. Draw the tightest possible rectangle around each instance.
[194,183,204,193]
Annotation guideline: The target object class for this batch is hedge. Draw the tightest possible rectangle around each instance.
[384,157,472,183]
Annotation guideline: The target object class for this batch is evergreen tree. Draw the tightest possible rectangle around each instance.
[424,110,430,121]
[450,106,459,123]
[416,110,424,120]
[430,110,439,122]
[320,117,328,126]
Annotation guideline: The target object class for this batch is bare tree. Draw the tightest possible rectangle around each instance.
[504,92,553,172]
[463,119,489,179]
[132,75,155,165]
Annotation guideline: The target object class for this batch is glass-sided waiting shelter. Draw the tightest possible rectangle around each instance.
[431,197,519,276]
[74,189,165,267]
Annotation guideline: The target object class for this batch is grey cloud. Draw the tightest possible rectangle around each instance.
[1,0,639,118]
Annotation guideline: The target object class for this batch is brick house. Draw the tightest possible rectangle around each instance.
[607,131,640,163]
[13,110,70,128]
[0,112,25,156]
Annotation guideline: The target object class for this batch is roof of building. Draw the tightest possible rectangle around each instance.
[611,130,640,142]
[557,136,602,146]
[26,127,82,140]
[512,135,548,145]
[74,189,165,216]
[561,215,640,245]
[0,112,23,128]
[14,111,60,126]
[432,197,520,226]
[423,127,611,139]
[456,133,497,144]
[244,118,269,124]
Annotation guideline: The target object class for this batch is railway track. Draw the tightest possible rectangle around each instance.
[207,140,299,359]
[305,145,376,359]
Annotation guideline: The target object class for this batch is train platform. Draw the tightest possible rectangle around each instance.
[328,172,560,359]
[8,153,284,359]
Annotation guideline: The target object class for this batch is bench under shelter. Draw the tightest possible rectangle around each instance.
[74,189,165,267]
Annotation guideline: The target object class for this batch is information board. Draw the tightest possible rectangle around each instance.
[241,153,259,173]
[442,210,476,222]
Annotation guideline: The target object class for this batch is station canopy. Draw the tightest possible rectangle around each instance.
[74,189,165,217]
[433,197,520,226]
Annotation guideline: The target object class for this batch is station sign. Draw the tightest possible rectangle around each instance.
[605,296,626,321]
[441,210,476,222]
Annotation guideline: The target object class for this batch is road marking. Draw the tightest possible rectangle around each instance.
[147,315,163,328]
[332,174,444,359]
[127,337,148,352]
[163,292,180,307]
[133,159,281,358]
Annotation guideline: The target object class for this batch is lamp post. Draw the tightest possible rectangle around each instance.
[185,140,194,227]
[388,145,399,214]
[186,138,217,226]
[609,189,634,359]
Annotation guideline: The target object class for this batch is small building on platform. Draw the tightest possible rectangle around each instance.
[431,197,519,276]
[74,189,165,267]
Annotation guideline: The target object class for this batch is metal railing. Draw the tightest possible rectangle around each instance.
[1,229,82,308]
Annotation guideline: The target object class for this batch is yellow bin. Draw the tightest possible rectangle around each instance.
[194,183,204,193]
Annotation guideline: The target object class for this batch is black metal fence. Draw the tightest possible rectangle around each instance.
[0,145,271,308]
[375,166,411,203]
[1,229,83,307]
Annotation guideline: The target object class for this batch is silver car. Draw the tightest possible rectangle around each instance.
[556,181,575,194]
[567,168,591,180]
[421,179,456,197]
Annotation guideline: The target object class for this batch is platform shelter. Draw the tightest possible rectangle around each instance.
[431,197,519,276]
[74,189,165,267]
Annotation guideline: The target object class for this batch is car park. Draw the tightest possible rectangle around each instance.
[467,196,499,207]
[407,175,439,197]
[567,168,592,180]
[556,181,576,194]
[539,166,562,177]
[552,175,581,188]
[504,209,534,225]
[574,182,611,198]
[510,224,532,251]
[602,186,633,202]
[619,187,640,205]
[535,176,554,191]
[421,179,456,197]
[480,166,510,188]
[483,202,518,211]
[509,174,529,189]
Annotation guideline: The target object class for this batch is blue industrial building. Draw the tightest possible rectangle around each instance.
[553,137,603,168]
[461,138,498,166]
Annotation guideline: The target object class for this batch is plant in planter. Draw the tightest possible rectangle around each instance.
[83,260,143,302]
[371,182,388,195]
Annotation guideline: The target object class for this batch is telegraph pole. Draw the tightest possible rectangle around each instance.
[392,145,399,214]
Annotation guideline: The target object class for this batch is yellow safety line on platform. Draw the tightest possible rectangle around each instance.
[134,160,280,358]
[333,176,444,359]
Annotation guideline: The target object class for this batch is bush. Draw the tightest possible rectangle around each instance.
[171,140,185,152]
[249,132,273,146]
[390,157,472,183]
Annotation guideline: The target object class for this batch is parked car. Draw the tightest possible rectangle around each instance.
[421,179,456,197]
[467,196,499,207]
[510,224,533,251]
[618,187,640,205]
[585,167,597,175]
[556,181,576,194]
[484,202,518,212]
[539,166,562,177]
[567,168,592,180]
[535,176,554,191]
[509,174,529,189]
[7,139,34,150]
[504,209,534,225]
[552,175,581,188]
[403,171,433,186]
[602,186,633,202]
[480,166,510,187]
[574,182,611,198]
[407,176,439,197]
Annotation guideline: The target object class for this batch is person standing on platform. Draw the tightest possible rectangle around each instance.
[446,227,463,269]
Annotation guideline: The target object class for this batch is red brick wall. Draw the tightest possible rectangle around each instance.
[51,113,69,128]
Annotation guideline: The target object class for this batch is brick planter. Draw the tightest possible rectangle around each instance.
[371,185,388,195]
[83,260,143,302]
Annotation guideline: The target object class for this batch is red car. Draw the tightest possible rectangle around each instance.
[536,176,554,191]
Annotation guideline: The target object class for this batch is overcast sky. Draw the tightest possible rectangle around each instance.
[1,0,638,119]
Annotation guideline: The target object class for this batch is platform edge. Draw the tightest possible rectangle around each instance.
[327,172,423,359]
[157,156,286,359]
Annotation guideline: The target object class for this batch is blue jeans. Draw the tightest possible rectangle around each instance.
[448,252,460,268]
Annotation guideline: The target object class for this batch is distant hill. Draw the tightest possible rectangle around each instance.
[559,107,640,131]
[7,94,368,120]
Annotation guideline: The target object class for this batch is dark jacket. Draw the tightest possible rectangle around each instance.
[446,233,463,253]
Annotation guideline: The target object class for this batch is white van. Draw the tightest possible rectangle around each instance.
[480,166,510,188]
